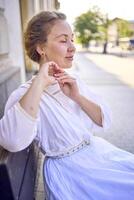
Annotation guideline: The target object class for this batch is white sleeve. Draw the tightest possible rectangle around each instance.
[77,77,112,132]
[0,84,39,152]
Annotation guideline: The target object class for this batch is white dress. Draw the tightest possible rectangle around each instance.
[0,75,134,200]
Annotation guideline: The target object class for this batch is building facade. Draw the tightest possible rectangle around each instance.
[108,18,134,47]
[0,0,60,117]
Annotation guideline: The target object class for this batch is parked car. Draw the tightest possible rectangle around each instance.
[128,39,134,50]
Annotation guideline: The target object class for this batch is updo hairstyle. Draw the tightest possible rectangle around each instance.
[24,11,66,63]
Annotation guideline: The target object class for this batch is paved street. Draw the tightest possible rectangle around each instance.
[73,52,134,153]
[35,51,134,199]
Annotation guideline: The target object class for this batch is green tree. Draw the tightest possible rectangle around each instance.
[74,6,102,48]
[74,7,133,54]
[99,14,112,54]
[74,7,112,53]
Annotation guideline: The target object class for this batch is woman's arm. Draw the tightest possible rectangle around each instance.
[19,61,63,118]
[0,75,45,152]
[19,75,45,118]
[0,62,62,152]
[0,92,38,152]
[74,94,102,127]
[55,72,111,129]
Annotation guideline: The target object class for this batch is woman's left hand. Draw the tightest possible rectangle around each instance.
[54,72,80,101]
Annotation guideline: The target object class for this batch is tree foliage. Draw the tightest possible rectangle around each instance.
[98,15,112,53]
[74,7,133,50]
[74,6,102,46]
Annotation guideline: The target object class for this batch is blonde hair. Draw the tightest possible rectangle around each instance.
[24,11,66,63]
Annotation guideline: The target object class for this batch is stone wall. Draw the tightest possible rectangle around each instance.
[0,67,21,118]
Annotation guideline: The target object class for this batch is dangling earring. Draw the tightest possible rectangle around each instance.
[40,52,45,65]
[41,53,45,61]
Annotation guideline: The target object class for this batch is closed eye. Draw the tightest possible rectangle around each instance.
[60,40,67,43]
[60,39,74,43]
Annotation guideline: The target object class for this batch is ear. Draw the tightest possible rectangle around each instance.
[36,44,45,56]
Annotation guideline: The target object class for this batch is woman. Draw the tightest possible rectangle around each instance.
[0,11,134,200]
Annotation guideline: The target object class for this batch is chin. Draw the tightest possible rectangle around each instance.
[59,62,73,69]
[65,61,73,68]
[65,65,72,69]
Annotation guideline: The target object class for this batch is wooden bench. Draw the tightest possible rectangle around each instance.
[0,68,40,199]
[0,143,39,200]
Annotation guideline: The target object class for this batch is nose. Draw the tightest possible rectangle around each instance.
[67,41,76,52]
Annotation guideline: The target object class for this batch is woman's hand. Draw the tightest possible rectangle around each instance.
[54,72,80,101]
[37,61,64,90]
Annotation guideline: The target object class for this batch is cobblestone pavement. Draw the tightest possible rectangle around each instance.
[35,51,134,199]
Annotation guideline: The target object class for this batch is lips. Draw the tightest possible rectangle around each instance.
[65,56,74,61]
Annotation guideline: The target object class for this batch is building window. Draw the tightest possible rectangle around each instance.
[0,8,9,55]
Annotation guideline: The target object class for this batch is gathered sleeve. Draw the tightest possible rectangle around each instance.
[76,77,112,132]
[0,83,40,152]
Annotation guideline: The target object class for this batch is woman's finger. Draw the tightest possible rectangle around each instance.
[48,62,64,76]
[54,71,67,76]
[55,75,68,80]
[57,78,76,84]
[56,75,76,81]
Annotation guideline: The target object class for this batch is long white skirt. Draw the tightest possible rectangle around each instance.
[43,136,134,200]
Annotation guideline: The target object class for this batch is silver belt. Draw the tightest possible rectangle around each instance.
[45,140,90,159]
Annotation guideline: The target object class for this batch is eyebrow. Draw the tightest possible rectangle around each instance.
[55,33,74,38]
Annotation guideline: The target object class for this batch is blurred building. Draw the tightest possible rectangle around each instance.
[108,18,134,47]
[0,0,60,118]
[108,20,118,45]
[129,20,134,33]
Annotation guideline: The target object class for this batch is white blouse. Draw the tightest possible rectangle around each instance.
[0,75,111,156]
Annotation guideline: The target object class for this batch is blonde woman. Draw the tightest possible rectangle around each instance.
[0,11,134,200]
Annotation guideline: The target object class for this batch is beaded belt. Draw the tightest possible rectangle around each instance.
[45,140,90,159]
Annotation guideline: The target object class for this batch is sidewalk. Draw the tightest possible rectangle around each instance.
[74,52,134,153]
[84,52,134,88]
[76,44,134,59]
[35,153,45,200]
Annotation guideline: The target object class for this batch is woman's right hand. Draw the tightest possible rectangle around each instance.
[36,61,64,90]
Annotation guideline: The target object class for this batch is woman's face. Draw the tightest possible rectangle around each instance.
[43,20,76,69]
